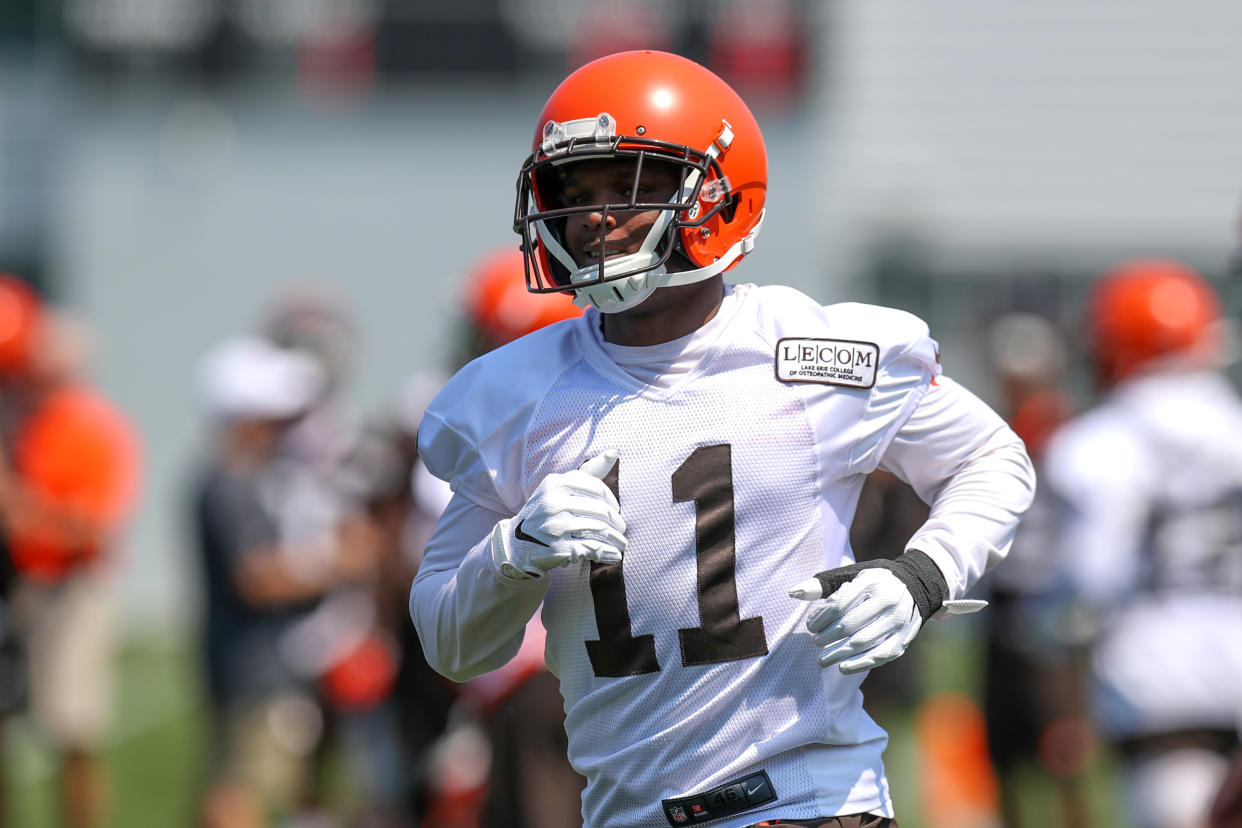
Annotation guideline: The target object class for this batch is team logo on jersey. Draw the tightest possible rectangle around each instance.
[774,337,879,388]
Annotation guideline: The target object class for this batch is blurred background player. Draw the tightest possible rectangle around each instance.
[1044,259,1242,828]
[0,275,142,828]
[354,370,458,825]
[261,287,365,499]
[260,287,417,826]
[979,312,1086,828]
[416,246,586,828]
[190,332,384,828]
[455,247,586,363]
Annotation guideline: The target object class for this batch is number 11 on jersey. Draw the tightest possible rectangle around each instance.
[585,444,769,678]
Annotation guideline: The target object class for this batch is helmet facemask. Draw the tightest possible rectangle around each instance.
[514,115,739,314]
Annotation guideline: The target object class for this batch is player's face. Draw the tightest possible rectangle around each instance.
[559,158,681,269]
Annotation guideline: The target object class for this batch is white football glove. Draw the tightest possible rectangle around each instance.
[788,550,986,674]
[491,450,627,580]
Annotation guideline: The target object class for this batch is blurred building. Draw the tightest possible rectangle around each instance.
[822,1,1242,403]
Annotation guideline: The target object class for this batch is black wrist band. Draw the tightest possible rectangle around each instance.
[890,549,949,622]
[812,548,948,622]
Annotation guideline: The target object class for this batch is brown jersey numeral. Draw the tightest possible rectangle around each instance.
[584,444,768,678]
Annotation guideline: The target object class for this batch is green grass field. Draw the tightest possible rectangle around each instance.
[4,622,1124,828]
[5,632,209,828]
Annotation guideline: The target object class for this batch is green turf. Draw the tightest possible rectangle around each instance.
[4,624,1125,827]
[5,632,208,828]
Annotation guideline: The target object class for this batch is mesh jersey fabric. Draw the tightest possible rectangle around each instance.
[418,284,941,827]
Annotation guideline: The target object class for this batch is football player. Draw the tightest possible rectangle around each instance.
[409,50,1034,828]
[0,276,141,828]
[1044,259,1242,828]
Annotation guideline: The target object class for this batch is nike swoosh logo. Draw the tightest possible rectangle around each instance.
[514,520,550,547]
[745,782,764,797]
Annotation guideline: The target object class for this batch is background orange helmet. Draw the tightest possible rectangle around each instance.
[466,247,582,351]
[514,50,767,313]
[1088,258,1222,387]
[0,274,42,377]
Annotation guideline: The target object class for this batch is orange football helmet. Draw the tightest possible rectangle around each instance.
[0,274,42,377]
[466,247,582,349]
[513,50,767,313]
[1088,258,1222,386]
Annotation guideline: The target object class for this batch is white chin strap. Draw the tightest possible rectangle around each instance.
[572,267,662,314]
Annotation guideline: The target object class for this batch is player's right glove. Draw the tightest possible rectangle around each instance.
[491,450,626,580]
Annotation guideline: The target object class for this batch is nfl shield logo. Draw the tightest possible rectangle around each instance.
[670,806,688,823]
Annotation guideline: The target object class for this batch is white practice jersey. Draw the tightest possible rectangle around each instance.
[412,283,1033,828]
[1045,370,1242,740]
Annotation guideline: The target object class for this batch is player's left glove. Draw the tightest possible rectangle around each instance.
[788,549,985,674]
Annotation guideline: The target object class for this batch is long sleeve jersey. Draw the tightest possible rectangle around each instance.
[411,283,1034,827]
